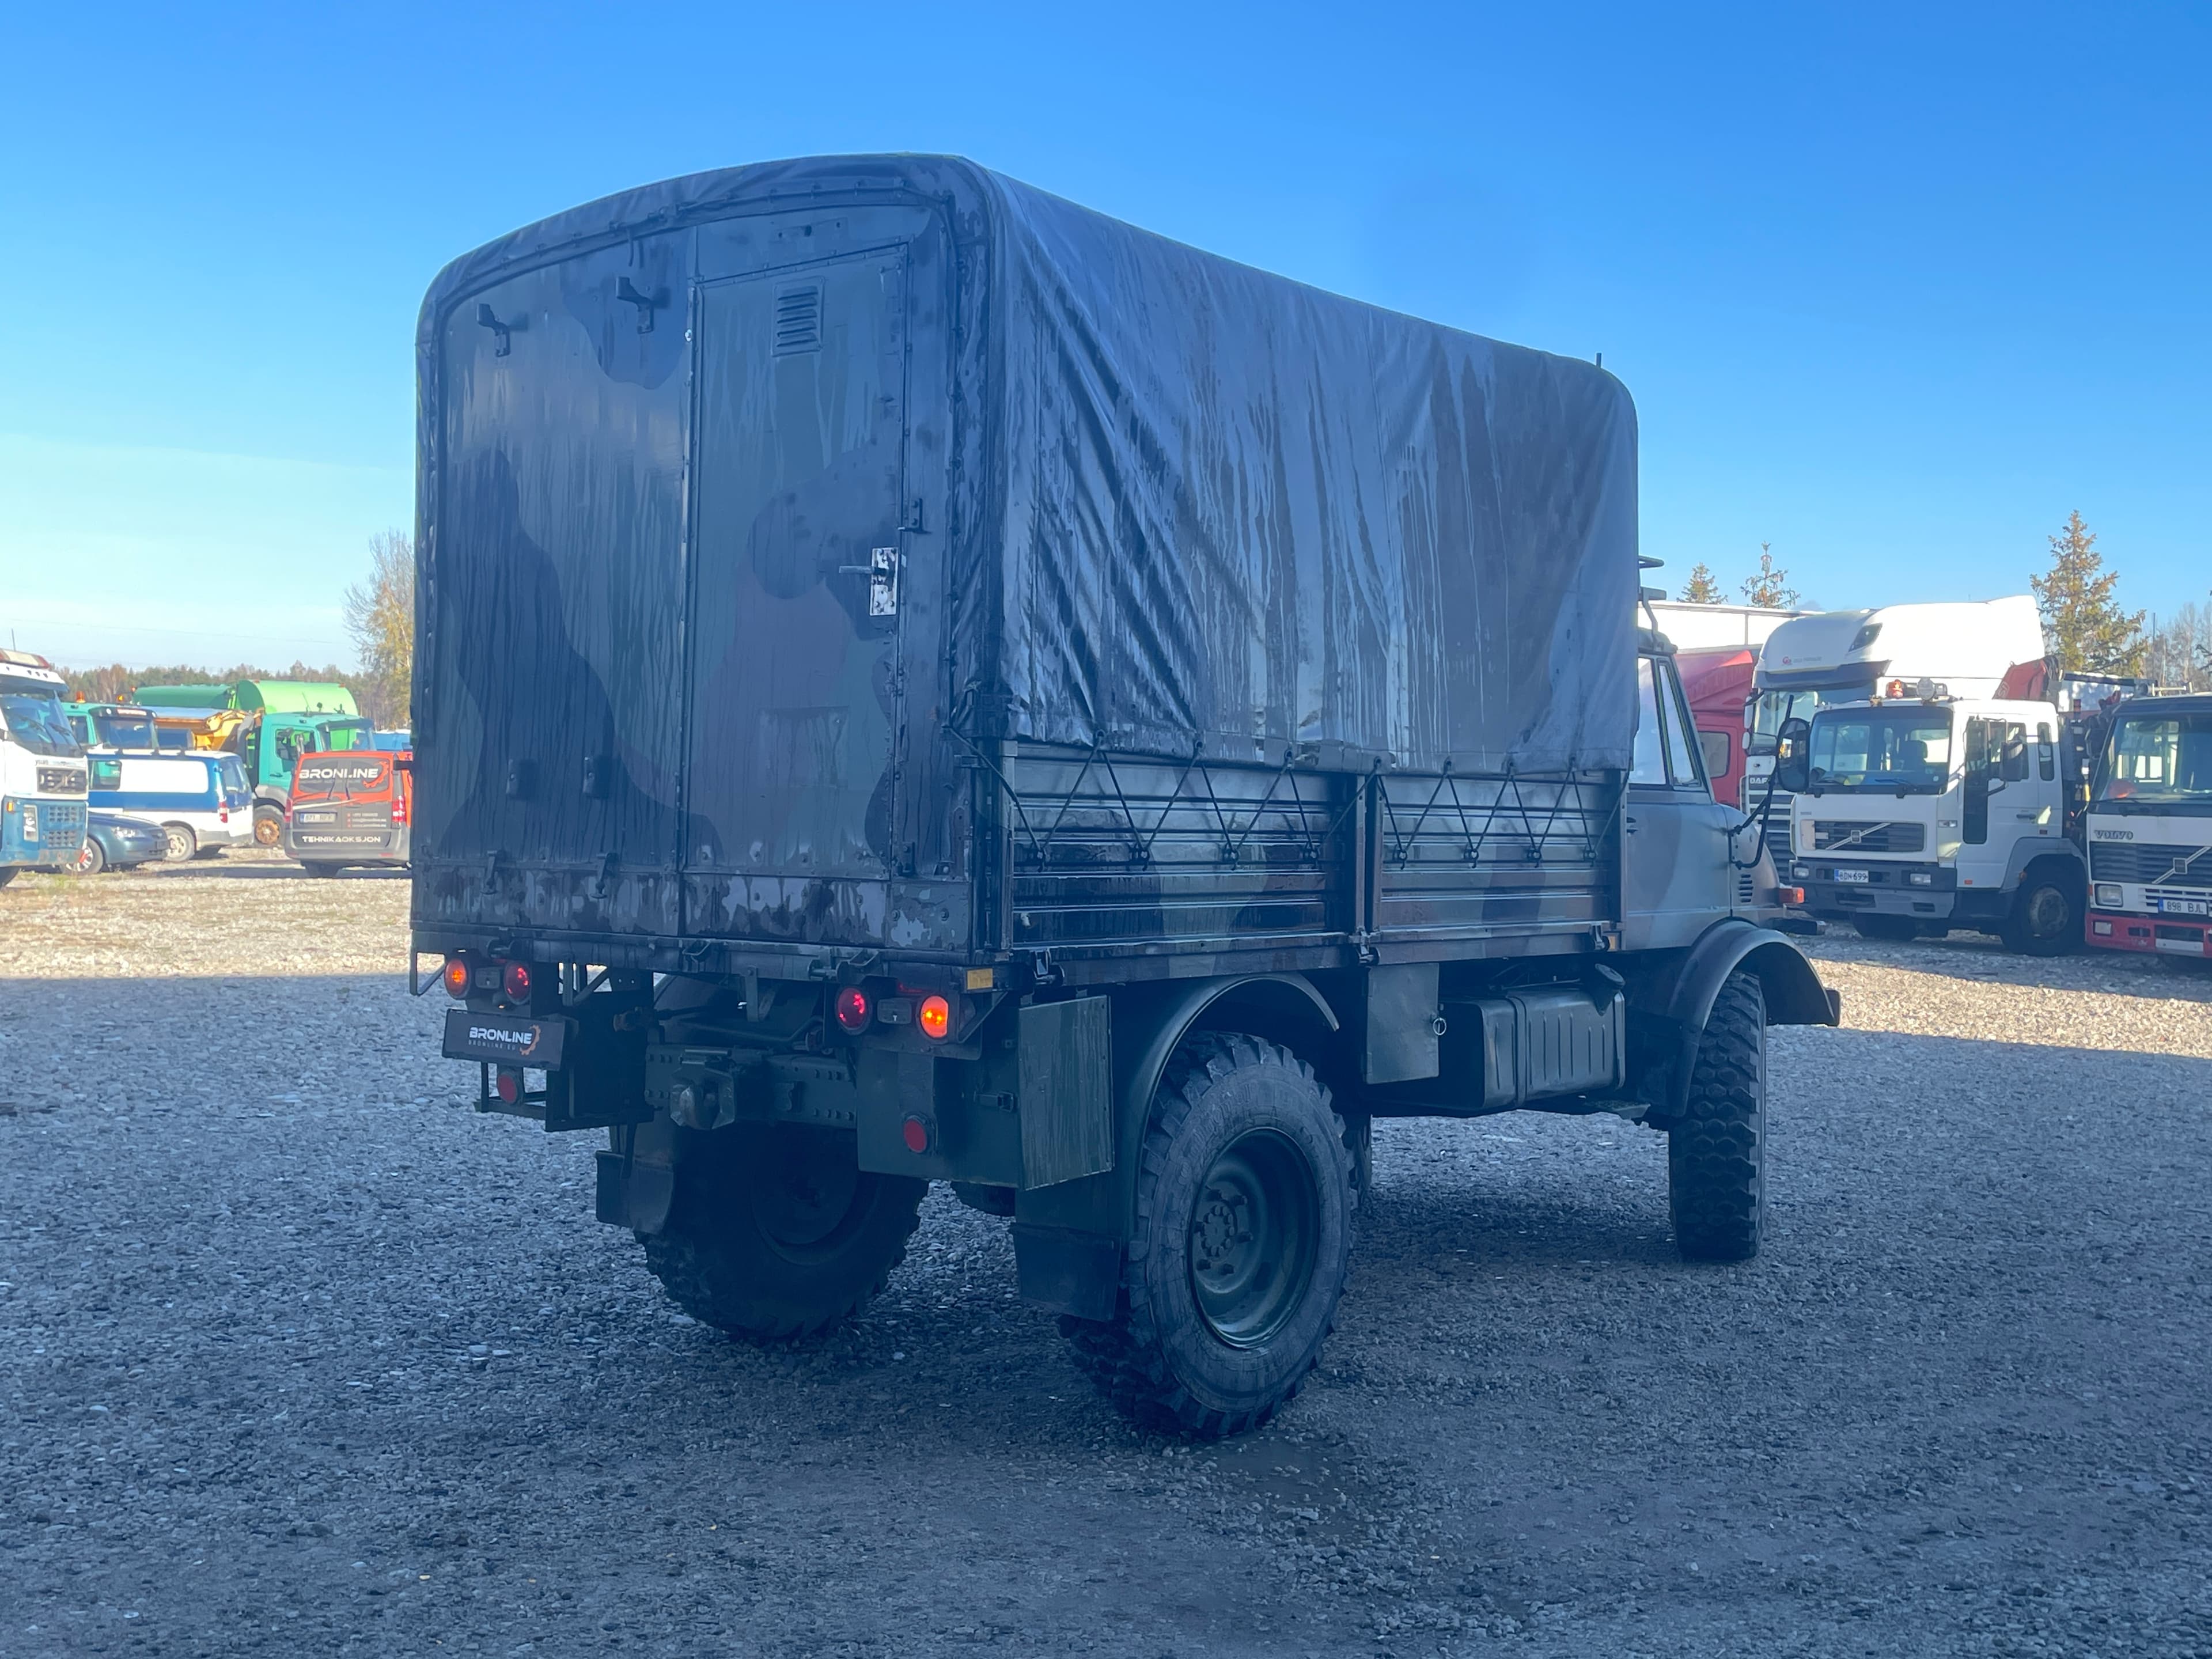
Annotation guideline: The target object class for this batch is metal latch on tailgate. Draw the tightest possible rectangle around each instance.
[839,547,900,617]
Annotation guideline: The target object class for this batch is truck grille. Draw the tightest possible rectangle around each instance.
[2092,842,2211,885]
[36,767,85,794]
[1812,820,1926,854]
[1763,793,1794,865]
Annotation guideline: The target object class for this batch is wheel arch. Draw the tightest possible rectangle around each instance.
[1644,919,1838,1126]
[1015,972,1341,1257]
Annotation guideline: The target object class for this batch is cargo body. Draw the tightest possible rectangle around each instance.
[410,157,1834,1438]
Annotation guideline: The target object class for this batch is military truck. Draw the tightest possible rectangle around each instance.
[411,156,1836,1437]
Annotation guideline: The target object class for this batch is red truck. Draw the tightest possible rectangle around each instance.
[1676,645,1758,809]
[282,749,412,876]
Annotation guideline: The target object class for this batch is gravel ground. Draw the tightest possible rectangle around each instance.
[3,855,2210,1657]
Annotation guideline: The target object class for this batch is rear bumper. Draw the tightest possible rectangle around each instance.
[286,824,412,865]
[2088,909,2211,958]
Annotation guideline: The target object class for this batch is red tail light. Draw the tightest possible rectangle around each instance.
[390,791,407,825]
[918,994,952,1041]
[495,1067,522,1104]
[502,961,533,1001]
[835,986,872,1032]
[442,956,471,999]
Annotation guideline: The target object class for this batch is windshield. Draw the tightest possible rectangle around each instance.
[2098,711,2212,809]
[0,685,84,757]
[1749,688,1853,754]
[316,718,372,752]
[92,710,158,749]
[1806,707,1955,794]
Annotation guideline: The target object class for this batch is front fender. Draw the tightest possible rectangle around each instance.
[1646,920,1839,1127]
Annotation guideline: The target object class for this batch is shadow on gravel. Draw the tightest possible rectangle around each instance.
[137,860,410,882]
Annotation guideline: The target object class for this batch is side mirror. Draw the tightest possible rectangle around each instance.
[1772,717,1813,794]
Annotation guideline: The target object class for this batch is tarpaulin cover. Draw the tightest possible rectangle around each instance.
[417,155,1638,781]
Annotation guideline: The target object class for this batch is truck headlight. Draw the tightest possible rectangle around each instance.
[2094,882,2122,908]
[1907,871,1933,887]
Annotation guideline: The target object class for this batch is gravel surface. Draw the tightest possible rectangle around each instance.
[3,855,2209,1656]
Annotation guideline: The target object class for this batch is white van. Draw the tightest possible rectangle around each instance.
[86,751,254,861]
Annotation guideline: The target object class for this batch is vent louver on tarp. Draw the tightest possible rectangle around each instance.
[772,282,823,354]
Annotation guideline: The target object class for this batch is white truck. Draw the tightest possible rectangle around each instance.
[1746,596,2047,863]
[2084,692,2212,963]
[1774,685,2087,953]
[0,649,89,885]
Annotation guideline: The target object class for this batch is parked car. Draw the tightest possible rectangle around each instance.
[75,810,170,874]
[85,751,255,861]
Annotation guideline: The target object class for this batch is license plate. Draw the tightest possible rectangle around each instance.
[1833,868,1870,884]
[2157,897,2211,917]
[442,1007,570,1067]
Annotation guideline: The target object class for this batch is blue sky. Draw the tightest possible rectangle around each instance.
[2,2,2205,669]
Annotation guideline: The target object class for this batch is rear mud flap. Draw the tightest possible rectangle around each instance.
[1012,1222,1121,1321]
[596,1147,674,1235]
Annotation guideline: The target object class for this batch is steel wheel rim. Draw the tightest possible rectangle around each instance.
[2027,885,2070,938]
[752,1124,865,1255]
[1187,1128,1319,1349]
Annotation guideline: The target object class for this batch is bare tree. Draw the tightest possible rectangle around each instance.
[343,530,415,728]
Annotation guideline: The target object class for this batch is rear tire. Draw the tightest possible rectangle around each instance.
[2000,869,2082,957]
[641,1124,924,1342]
[1063,1032,1352,1438]
[253,807,283,847]
[161,823,196,862]
[76,838,108,876]
[1668,971,1766,1263]
[302,862,343,878]
[1851,914,1919,942]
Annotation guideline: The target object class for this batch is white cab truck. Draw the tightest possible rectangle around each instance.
[2084,692,2212,963]
[1746,596,2047,862]
[0,650,89,885]
[1775,688,2086,954]
[1645,600,1804,651]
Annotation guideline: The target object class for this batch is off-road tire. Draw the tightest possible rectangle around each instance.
[252,807,283,847]
[641,1123,924,1342]
[1851,914,1919,943]
[2001,868,2082,957]
[1063,1032,1353,1438]
[76,837,108,876]
[1668,971,1766,1263]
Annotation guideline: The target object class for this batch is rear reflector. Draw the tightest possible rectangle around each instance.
[918,995,952,1040]
[495,1067,522,1104]
[442,956,471,999]
[502,961,533,1001]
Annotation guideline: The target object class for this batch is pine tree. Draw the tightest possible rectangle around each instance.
[2031,510,2146,674]
[1740,543,1800,609]
[1678,563,1724,604]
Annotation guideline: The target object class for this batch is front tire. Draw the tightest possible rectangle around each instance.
[1668,971,1766,1263]
[1064,1032,1352,1438]
[253,807,283,847]
[2001,869,2082,957]
[77,838,108,876]
[161,823,197,862]
[641,1123,924,1342]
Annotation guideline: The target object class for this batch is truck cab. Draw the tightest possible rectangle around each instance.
[2085,693,2212,961]
[0,651,89,883]
[1780,688,2085,953]
[1747,596,2047,863]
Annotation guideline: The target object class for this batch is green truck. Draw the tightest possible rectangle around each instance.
[133,680,373,844]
